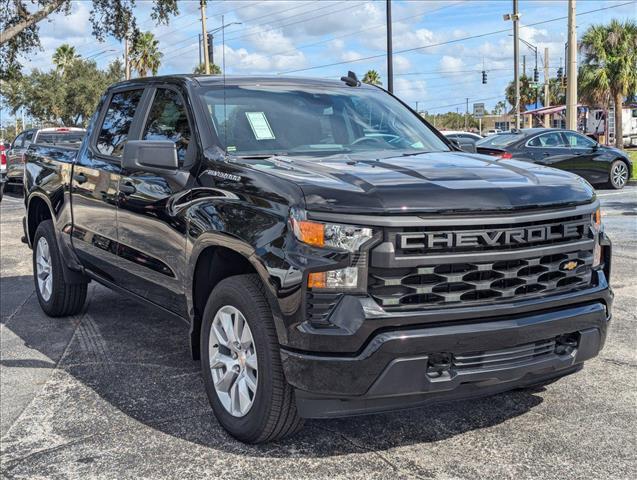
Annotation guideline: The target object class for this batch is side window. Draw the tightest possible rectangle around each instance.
[12,132,25,149]
[528,132,566,147]
[96,89,144,157]
[564,131,595,148]
[23,131,34,148]
[142,88,192,163]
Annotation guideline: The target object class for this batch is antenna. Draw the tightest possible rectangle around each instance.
[222,14,228,157]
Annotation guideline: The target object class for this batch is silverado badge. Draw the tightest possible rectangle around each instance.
[561,260,579,271]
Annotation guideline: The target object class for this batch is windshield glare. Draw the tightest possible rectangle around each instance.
[199,84,449,157]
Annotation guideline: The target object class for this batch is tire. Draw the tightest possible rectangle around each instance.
[200,274,303,443]
[608,159,629,189]
[33,220,87,317]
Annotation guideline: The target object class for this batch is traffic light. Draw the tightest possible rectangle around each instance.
[482,70,487,84]
[533,67,539,83]
[557,67,563,84]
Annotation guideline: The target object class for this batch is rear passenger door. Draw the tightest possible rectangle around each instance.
[114,85,196,316]
[524,132,572,169]
[71,87,146,280]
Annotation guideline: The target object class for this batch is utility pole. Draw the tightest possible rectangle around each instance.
[513,0,521,129]
[198,33,202,65]
[544,47,550,127]
[415,101,419,113]
[124,34,130,80]
[565,0,578,130]
[386,0,393,93]
[200,0,210,74]
[465,97,469,130]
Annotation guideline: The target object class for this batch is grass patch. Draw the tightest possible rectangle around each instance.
[628,150,637,179]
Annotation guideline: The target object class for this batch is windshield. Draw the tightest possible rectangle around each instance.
[476,132,522,147]
[198,84,449,157]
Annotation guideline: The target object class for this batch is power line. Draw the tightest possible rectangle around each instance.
[260,1,467,60]
[277,1,636,75]
[222,2,369,44]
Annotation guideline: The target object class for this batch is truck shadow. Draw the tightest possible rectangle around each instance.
[2,277,545,458]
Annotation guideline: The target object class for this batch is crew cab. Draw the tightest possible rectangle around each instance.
[23,75,613,443]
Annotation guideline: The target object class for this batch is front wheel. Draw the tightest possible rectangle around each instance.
[200,274,303,443]
[608,160,629,189]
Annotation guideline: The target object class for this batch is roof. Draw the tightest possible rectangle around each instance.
[110,74,376,90]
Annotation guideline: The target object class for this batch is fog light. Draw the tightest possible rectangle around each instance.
[555,334,579,356]
[308,267,359,289]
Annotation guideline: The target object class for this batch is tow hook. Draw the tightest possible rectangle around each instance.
[426,353,452,378]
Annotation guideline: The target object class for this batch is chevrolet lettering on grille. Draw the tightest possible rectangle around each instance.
[398,221,587,250]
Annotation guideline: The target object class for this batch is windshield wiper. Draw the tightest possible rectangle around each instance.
[401,150,434,157]
[231,153,288,160]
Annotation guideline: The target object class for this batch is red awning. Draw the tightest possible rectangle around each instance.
[523,105,566,115]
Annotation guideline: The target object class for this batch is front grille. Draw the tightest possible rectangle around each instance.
[452,339,557,371]
[369,248,593,310]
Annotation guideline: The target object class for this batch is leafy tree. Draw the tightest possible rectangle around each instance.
[548,78,566,106]
[579,20,637,148]
[492,100,508,115]
[52,43,79,73]
[2,58,124,126]
[193,63,222,75]
[129,31,162,78]
[0,0,178,79]
[362,70,382,86]
[505,75,541,112]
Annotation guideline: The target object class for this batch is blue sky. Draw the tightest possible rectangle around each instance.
[7,0,637,122]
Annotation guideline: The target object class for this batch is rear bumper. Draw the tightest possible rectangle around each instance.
[283,300,611,419]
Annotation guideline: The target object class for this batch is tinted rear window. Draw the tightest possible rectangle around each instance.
[476,133,522,147]
[37,132,85,145]
[96,89,144,157]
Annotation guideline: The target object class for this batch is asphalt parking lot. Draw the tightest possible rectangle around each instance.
[1,187,636,480]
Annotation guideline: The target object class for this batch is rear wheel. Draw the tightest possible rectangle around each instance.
[200,274,303,443]
[33,220,87,316]
[608,160,629,189]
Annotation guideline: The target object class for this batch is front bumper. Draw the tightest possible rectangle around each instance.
[284,300,610,418]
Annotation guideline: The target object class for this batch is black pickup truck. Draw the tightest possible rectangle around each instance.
[23,74,613,443]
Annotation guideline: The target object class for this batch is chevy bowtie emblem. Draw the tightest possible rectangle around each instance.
[561,260,579,271]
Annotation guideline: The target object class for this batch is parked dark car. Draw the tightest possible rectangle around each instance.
[5,127,86,189]
[476,128,632,189]
[442,131,482,153]
[23,75,612,443]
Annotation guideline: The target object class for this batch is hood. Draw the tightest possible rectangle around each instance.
[236,151,596,214]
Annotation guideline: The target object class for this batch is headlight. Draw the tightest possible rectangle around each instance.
[290,209,373,252]
[592,208,602,268]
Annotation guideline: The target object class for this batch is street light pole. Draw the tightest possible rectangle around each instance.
[513,0,520,129]
[566,0,578,130]
[544,47,551,127]
[386,0,393,93]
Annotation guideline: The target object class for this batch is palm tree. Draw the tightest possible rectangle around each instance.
[362,70,382,86]
[579,20,637,148]
[193,63,221,75]
[492,100,507,115]
[505,75,539,112]
[52,44,79,74]
[129,32,163,78]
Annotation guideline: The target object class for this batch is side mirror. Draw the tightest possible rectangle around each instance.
[592,142,600,151]
[122,140,178,172]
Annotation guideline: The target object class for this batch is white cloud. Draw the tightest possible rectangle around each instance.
[213,45,306,73]
[439,55,464,73]
[394,78,427,104]
[394,55,412,74]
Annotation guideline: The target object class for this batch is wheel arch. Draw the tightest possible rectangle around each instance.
[187,234,286,360]
[26,193,54,247]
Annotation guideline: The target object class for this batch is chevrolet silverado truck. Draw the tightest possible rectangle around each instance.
[23,74,613,443]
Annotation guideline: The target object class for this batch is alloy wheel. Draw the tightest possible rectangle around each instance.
[612,162,628,188]
[36,237,53,301]
[208,305,258,417]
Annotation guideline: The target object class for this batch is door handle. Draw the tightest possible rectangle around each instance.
[73,173,87,184]
[543,152,551,156]
[120,181,136,195]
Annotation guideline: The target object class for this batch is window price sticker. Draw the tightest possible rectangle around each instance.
[245,112,276,140]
